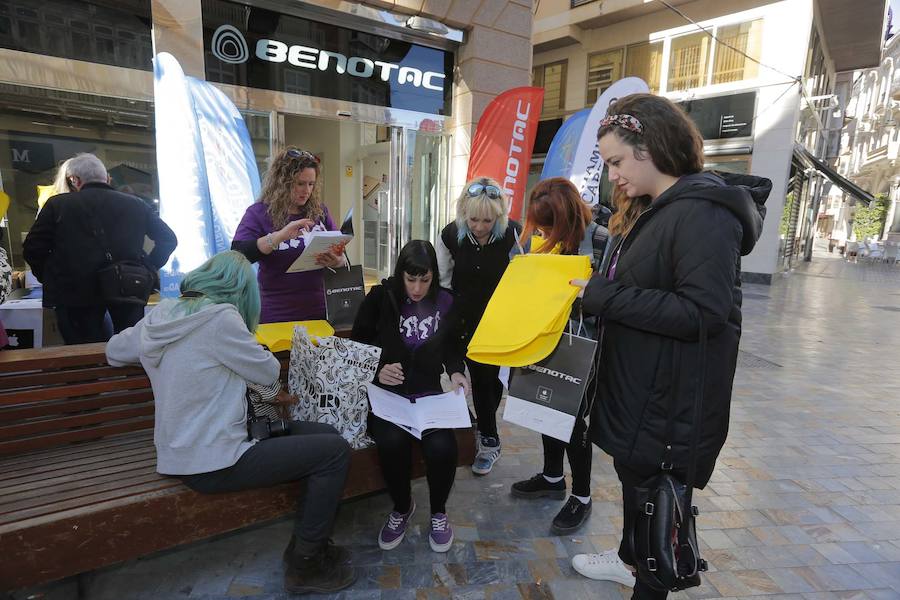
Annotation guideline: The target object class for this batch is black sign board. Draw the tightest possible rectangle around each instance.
[3,329,35,350]
[201,0,454,116]
[679,91,756,140]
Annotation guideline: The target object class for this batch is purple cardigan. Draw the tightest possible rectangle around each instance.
[233,202,336,323]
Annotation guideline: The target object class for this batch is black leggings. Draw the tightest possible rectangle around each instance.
[180,421,350,546]
[615,459,690,600]
[541,407,591,497]
[466,358,503,439]
[368,414,458,515]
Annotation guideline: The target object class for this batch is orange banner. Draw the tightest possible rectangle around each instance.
[466,87,544,221]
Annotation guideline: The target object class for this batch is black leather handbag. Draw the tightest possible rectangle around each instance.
[627,315,709,592]
[86,205,155,305]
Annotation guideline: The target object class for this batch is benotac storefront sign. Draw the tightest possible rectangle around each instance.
[201,0,454,116]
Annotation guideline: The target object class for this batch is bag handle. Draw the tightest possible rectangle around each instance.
[80,200,114,264]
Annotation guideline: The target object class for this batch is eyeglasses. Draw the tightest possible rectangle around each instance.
[286,149,319,163]
[467,182,502,200]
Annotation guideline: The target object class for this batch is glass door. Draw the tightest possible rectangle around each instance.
[361,125,450,281]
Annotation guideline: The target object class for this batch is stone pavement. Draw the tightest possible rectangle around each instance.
[17,254,900,600]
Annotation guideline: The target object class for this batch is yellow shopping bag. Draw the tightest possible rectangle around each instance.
[466,254,590,366]
[255,320,335,352]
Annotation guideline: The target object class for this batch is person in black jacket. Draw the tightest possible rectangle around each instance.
[23,153,177,345]
[435,177,524,476]
[351,240,470,554]
[568,94,769,597]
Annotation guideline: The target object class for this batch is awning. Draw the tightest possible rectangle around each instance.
[793,144,875,206]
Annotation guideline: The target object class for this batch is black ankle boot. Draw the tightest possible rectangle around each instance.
[283,535,352,567]
[284,547,356,595]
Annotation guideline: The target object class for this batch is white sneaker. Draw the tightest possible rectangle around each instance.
[572,549,636,587]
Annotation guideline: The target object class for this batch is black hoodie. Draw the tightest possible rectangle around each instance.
[350,277,465,399]
[582,171,770,487]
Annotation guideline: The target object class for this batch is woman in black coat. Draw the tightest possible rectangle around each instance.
[351,240,469,554]
[568,94,770,598]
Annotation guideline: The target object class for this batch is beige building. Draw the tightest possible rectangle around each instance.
[0,0,533,282]
[531,0,885,282]
[824,31,900,244]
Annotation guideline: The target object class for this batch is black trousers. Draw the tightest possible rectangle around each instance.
[368,414,457,515]
[541,404,592,497]
[466,357,503,439]
[615,459,691,600]
[181,421,350,546]
[56,303,146,345]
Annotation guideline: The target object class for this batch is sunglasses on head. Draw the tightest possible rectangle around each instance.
[287,149,319,163]
[467,182,502,200]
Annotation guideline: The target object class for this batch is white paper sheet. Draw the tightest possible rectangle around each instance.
[365,383,472,439]
[286,231,353,273]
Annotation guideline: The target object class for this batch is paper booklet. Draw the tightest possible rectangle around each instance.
[364,382,472,440]
[286,207,354,273]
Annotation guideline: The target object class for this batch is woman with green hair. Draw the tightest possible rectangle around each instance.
[106,251,355,594]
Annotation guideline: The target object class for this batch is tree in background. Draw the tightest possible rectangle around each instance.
[852,194,889,241]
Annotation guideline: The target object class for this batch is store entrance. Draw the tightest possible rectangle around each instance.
[282,115,450,284]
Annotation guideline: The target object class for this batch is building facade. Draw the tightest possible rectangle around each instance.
[0,0,534,281]
[825,31,900,244]
[531,0,885,282]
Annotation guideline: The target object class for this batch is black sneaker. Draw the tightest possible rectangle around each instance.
[511,473,567,499]
[551,496,592,535]
[284,550,356,595]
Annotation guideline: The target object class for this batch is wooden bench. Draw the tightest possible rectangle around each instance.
[0,343,475,591]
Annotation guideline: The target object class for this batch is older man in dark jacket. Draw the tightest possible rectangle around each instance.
[23,153,177,344]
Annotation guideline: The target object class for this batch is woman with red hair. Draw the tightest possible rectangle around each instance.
[510,177,608,535]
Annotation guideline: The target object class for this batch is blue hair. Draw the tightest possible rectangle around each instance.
[176,251,261,333]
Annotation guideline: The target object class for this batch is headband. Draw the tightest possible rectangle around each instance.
[599,113,644,135]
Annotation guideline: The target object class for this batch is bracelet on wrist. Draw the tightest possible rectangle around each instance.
[266,233,277,251]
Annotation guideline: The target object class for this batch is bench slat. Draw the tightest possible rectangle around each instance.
[0,376,151,405]
[0,418,154,456]
[0,458,163,523]
[0,452,158,498]
[0,431,153,474]
[0,390,154,423]
[0,365,145,391]
[0,343,108,373]
[0,404,154,441]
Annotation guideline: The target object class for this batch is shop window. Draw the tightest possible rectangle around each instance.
[712,20,762,84]
[586,49,624,105]
[533,61,567,118]
[624,41,662,94]
[0,1,152,71]
[668,32,711,92]
[0,84,272,272]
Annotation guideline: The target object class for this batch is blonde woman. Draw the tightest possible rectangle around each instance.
[435,177,523,475]
[232,148,345,323]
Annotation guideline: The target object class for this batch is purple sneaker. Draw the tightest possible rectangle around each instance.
[429,513,454,552]
[378,500,415,550]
